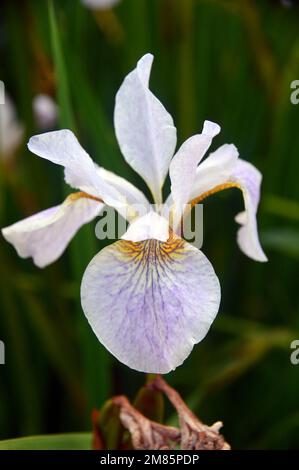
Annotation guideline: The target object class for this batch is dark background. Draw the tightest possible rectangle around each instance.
[0,0,299,449]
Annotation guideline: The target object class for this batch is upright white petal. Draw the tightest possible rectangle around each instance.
[114,54,177,204]
[0,96,24,160]
[27,130,130,218]
[169,120,220,216]
[33,94,58,130]
[2,194,103,268]
[81,235,220,373]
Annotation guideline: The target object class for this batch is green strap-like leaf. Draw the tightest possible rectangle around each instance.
[0,433,92,450]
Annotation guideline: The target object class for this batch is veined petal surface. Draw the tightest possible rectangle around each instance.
[2,194,103,268]
[81,235,221,373]
[114,54,177,203]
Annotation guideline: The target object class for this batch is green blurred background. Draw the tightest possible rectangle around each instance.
[0,0,299,450]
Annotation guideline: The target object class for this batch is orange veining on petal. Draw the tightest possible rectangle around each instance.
[189,182,241,208]
[67,191,103,203]
[117,235,187,267]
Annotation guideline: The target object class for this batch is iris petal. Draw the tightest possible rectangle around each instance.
[114,54,177,204]
[2,194,103,268]
[169,120,220,216]
[189,146,267,262]
[81,235,220,373]
[27,130,130,217]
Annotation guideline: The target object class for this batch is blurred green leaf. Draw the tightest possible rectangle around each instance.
[262,228,299,258]
[48,0,76,130]
[263,194,299,222]
[0,433,91,450]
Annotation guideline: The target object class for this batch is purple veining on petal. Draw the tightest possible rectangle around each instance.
[81,235,220,374]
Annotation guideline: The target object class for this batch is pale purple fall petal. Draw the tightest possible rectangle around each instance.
[2,195,103,268]
[81,235,220,373]
[114,54,177,204]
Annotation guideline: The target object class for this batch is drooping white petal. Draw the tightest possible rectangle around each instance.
[230,160,267,262]
[0,96,24,160]
[33,94,58,130]
[122,212,169,242]
[2,194,103,268]
[189,145,266,262]
[169,120,220,216]
[81,0,120,9]
[27,130,129,217]
[81,235,221,373]
[114,54,177,204]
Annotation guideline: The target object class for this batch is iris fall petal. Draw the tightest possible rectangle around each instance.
[81,235,221,373]
[2,194,103,268]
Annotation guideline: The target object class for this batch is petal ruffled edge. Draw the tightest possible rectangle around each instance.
[81,235,221,373]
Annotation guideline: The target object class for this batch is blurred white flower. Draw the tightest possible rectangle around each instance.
[0,96,24,161]
[33,94,58,130]
[81,0,120,10]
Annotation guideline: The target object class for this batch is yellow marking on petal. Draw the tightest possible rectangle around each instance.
[169,182,242,230]
[189,182,241,208]
[67,191,103,203]
[117,235,188,267]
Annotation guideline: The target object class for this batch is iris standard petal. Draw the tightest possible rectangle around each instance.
[27,130,128,214]
[114,53,177,204]
[2,194,103,268]
[81,235,221,373]
[169,120,220,216]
